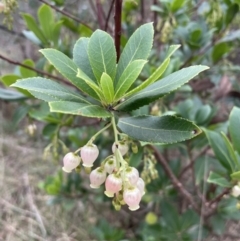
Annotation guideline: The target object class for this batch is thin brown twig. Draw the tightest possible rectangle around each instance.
[207,188,231,207]
[114,0,123,62]
[37,0,92,30]
[89,0,97,16]
[0,53,71,85]
[140,0,145,23]
[96,0,104,30]
[149,145,201,214]
[105,0,115,31]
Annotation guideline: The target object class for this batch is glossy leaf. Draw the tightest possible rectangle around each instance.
[205,130,233,172]
[49,101,112,118]
[20,59,37,78]
[22,13,48,45]
[115,23,154,86]
[38,4,54,40]
[207,171,232,187]
[171,0,186,12]
[229,107,240,155]
[88,30,116,82]
[40,49,99,99]
[77,68,104,100]
[114,60,147,100]
[11,77,89,103]
[100,73,114,104]
[126,45,180,97]
[73,37,96,82]
[118,115,201,144]
[117,65,209,111]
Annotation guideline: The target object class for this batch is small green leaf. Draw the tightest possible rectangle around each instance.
[115,23,154,86]
[49,101,112,118]
[20,59,37,78]
[12,105,30,128]
[195,105,212,125]
[38,4,54,40]
[231,171,240,181]
[229,107,240,155]
[100,73,114,104]
[126,45,180,97]
[117,115,201,144]
[207,171,232,187]
[88,30,116,82]
[52,21,63,46]
[204,130,234,172]
[22,13,48,45]
[40,49,99,99]
[171,0,186,12]
[212,42,231,63]
[117,65,209,111]
[0,88,27,101]
[73,37,96,82]
[114,60,147,100]
[11,77,89,103]
[77,68,104,100]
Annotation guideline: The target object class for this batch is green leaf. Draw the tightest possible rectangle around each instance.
[231,171,240,181]
[117,65,209,111]
[52,21,63,47]
[207,171,232,187]
[115,23,154,86]
[100,73,114,104]
[204,130,234,172]
[126,45,180,97]
[0,88,27,101]
[12,105,30,128]
[114,60,147,100]
[117,115,201,144]
[38,4,54,40]
[171,0,186,12]
[88,30,116,82]
[39,49,99,99]
[77,68,104,100]
[229,107,240,155]
[195,105,212,125]
[73,37,96,82]
[212,42,231,63]
[22,13,48,45]
[20,59,37,78]
[49,101,112,118]
[11,77,89,103]
[225,3,239,26]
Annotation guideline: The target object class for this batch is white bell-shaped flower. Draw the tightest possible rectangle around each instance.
[80,144,99,167]
[123,186,141,211]
[104,157,116,174]
[232,185,240,197]
[62,152,81,173]
[136,177,145,196]
[112,142,129,156]
[105,174,122,197]
[125,167,139,185]
[90,167,106,189]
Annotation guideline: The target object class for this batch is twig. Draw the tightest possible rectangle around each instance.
[114,0,123,62]
[153,0,158,29]
[23,173,47,237]
[0,53,71,85]
[96,0,104,30]
[149,145,200,213]
[37,0,92,30]
[105,0,115,31]
[207,188,231,207]
[0,24,25,38]
[89,0,97,16]
[140,0,145,23]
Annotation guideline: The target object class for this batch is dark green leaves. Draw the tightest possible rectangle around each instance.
[88,30,116,82]
[117,65,209,111]
[229,107,240,155]
[11,77,89,103]
[118,115,201,144]
[207,172,232,188]
[115,23,154,86]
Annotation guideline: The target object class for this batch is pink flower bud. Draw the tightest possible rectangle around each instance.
[126,167,139,185]
[104,157,117,174]
[62,152,81,173]
[136,178,145,196]
[123,187,141,211]
[90,167,106,189]
[105,174,122,197]
[80,144,99,167]
[112,142,129,156]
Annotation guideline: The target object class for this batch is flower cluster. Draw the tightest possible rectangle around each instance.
[62,141,145,211]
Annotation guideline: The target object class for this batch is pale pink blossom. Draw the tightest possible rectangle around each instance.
[112,142,129,156]
[105,174,122,197]
[136,178,145,196]
[126,167,139,185]
[123,187,141,211]
[90,167,106,189]
[104,157,116,174]
[62,152,81,173]
[80,144,99,167]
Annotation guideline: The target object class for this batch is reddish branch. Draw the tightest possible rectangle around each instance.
[37,0,92,30]
[105,0,115,31]
[114,0,123,62]
[150,145,200,214]
[0,54,70,85]
[96,0,104,30]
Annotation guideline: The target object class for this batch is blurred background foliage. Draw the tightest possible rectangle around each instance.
[1,0,240,240]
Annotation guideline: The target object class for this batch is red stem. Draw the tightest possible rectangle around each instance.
[114,0,122,62]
